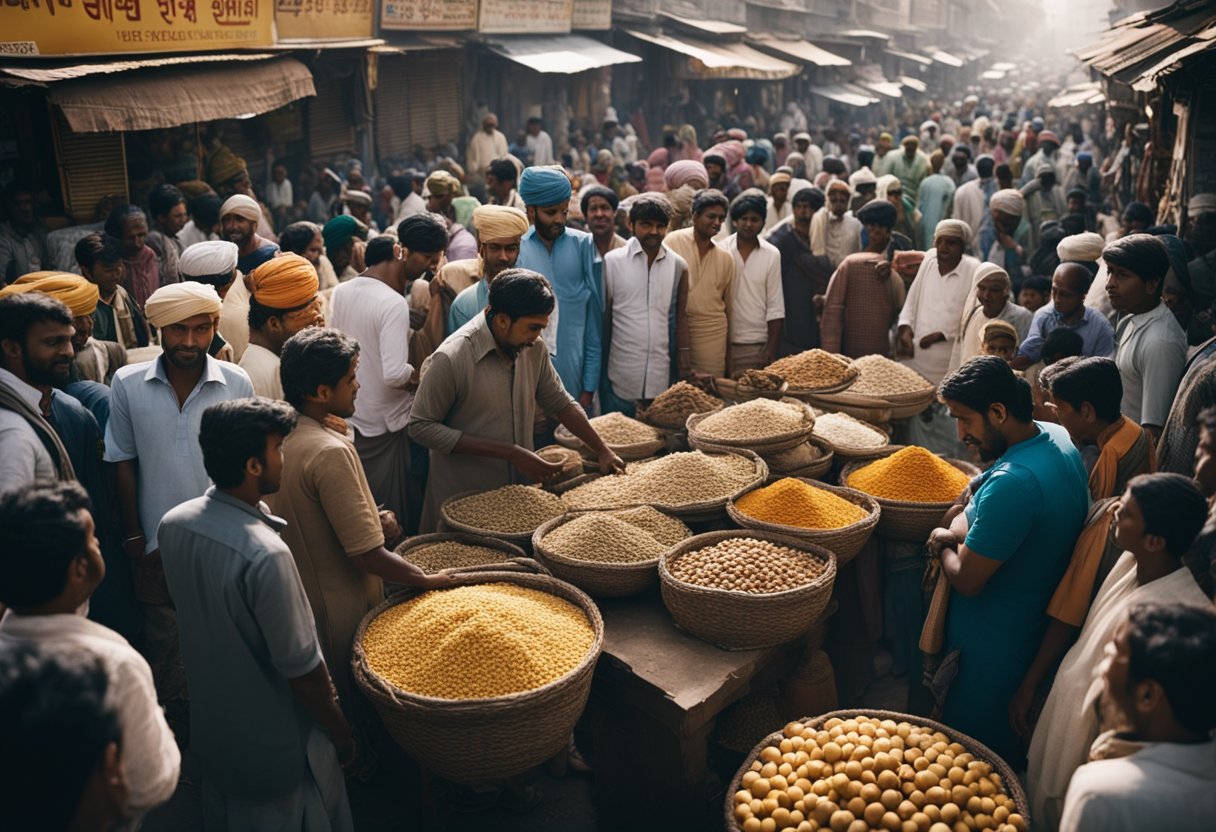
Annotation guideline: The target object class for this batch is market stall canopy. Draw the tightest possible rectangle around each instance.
[886,48,934,67]
[1047,81,1106,109]
[484,35,642,74]
[1075,1,1216,91]
[810,83,880,108]
[928,49,965,68]
[900,75,928,93]
[1,54,315,133]
[659,13,747,36]
[626,30,799,80]
[749,36,852,67]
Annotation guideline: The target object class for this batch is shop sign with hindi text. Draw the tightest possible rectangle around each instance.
[571,0,609,30]
[275,0,373,39]
[477,0,572,34]
[379,0,476,31]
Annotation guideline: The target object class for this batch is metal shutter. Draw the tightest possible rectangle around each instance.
[51,110,128,225]
[375,52,462,158]
[376,55,412,159]
[309,74,356,163]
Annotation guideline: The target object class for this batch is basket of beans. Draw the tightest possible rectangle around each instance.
[811,411,891,461]
[440,484,566,545]
[841,446,980,542]
[554,411,665,461]
[728,478,880,566]
[394,533,538,577]
[658,530,836,650]
[635,380,725,430]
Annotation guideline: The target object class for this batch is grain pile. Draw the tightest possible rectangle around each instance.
[541,507,690,564]
[562,451,758,510]
[642,381,722,429]
[732,716,1025,832]
[362,583,594,699]
[586,412,661,445]
[401,541,513,574]
[735,479,867,530]
[445,485,565,534]
[813,412,888,449]
[696,399,809,442]
[609,506,691,546]
[846,447,972,503]
[738,368,783,390]
[849,354,933,396]
[668,537,826,593]
[766,349,854,389]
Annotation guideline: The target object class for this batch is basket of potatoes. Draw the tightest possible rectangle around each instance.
[726,710,1030,832]
[658,530,836,650]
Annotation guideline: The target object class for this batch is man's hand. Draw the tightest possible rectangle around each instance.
[926,528,958,558]
[511,447,565,483]
[428,271,447,296]
[875,260,892,280]
[919,331,946,350]
[421,571,458,590]
[597,447,626,475]
[405,368,420,392]
[1008,681,1037,742]
[378,510,401,545]
[334,730,358,773]
[578,391,595,412]
[812,294,826,314]
[896,326,915,357]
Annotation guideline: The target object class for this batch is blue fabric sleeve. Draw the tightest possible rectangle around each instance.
[1017,308,1049,362]
[963,468,1040,561]
[581,237,603,394]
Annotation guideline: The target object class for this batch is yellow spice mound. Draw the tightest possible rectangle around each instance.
[846,446,971,503]
[362,583,594,699]
[736,478,867,530]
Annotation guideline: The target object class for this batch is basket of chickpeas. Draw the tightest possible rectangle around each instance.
[726,711,1030,832]
[658,530,836,650]
[351,570,604,782]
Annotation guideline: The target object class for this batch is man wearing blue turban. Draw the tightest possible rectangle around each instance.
[516,166,602,409]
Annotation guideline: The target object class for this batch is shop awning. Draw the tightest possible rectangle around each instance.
[1130,23,1216,90]
[659,13,747,36]
[886,48,934,66]
[1047,81,1106,109]
[1076,5,1215,84]
[839,29,891,42]
[899,75,928,93]
[749,36,851,67]
[626,30,800,80]
[483,35,641,74]
[270,38,386,51]
[928,49,965,68]
[810,83,880,107]
[373,34,465,53]
[980,69,1006,80]
[859,79,903,98]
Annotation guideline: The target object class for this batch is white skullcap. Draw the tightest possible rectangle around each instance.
[144,282,223,328]
[934,219,973,245]
[1056,232,1106,263]
[990,189,1025,217]
[219,194,261,223]
[178,240,239,278]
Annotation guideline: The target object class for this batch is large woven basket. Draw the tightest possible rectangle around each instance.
[806,383,936,422]
[658,529,836,650]
[535,444,585,485]
[440,487,565,544]
[810,411,892,461]
[713,377,789,402]
[394,533,531,576]
[554,421,666,461]
[727,479,881,566]
[724,709,1031,831]
[764,436,834,481]
[686,399,816,454]
[531,510,690,597]
[635,394,724,431]
[841,447,980,542]
[352,570,604,783]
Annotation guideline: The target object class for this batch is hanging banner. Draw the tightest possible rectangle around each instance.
[477,0,572,34]
[275,0,373,39]
[571,0,609,30]
[1,0,274,56]
[379,0,476,31]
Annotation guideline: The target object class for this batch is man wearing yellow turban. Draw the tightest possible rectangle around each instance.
[443,205,529,334]
[240,254,323,400]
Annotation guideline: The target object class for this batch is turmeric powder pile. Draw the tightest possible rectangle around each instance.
[845,446,972,503]
[735,478,867,530]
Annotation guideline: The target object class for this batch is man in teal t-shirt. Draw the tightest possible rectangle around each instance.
[928,356,1090,760]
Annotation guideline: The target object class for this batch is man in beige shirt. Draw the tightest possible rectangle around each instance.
[466,114,509,200]
[663,189,735,378]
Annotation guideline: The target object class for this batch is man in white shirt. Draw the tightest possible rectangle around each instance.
[810,180,862,270]
[466,113,509,200]
[952,155,997,256]
[725,191,785,375]
[602,195,690,415]
[525,117,555,167]
[389,172,426,226]
[329,214,445,535]
[240,254,324,401]
[0,482,180,822]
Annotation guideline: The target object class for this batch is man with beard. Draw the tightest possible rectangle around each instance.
[220,194,278,275]
[409,269,623,531]
[178,240,246,362]
[239,255,324,401]
[581,185,625,260]
[926,356,1088,761]
[105,281,253,738]
[663,189,735,377]
[724,190,784,374]
[769,185,832,356]
[145,184,187,288]
[447,205,529,333]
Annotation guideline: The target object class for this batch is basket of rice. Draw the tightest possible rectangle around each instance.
[532,507,692,597]
[561,449,767,522]
[687,398,815,453]
[841,446,980,542]
[659,530,836,650]
[394,533,535,576]
[806,355,936,420]
[352,571,603,782]
[555,412,665,460]
[440,485,566,544]
[765,349,859,396]
[727,478,880,566]
[725,709,1030,832]
[635,380,725,430]
[811,411,891,460]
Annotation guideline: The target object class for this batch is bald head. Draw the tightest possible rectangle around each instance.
[482,113,499,133]
[1052,261,1095,318]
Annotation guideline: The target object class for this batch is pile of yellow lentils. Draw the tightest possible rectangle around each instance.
[445,485,565,534]
[846,447,972,504]
[736,479,867,531]
[361,583,595,699]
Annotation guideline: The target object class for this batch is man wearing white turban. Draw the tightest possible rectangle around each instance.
[1055,231,1118,320]
[104,280,253,738]
[177,239,252,363]
[220,195,278,275]
[982,189,1031,278]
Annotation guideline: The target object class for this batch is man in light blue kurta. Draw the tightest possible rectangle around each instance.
[917,166,956,252]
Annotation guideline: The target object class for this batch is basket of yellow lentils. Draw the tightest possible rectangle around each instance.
[725,709,1030,832]
[728,478,881,566]
[687,398,816,454]
[440,484,567,544]
[841,446,980,542]
[658,530,836,650]
[531,506,693,597]
[554,411,666,461]
[352,570,604,782]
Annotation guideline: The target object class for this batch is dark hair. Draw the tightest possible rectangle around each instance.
[1127,473,1208,555]
[1044,356,1123,422]
[148,183,185,220]
[976,157,996,178]
[703,153,726,169]
[0,482,93,608]
[1103,233,1170,291]
[103,204,145,238]
[199,398,297,488]
[856,149,875,170]
[995,163,1013,181]
[188,193,223,229]
[487,268,555,321]
[822,157,847,176]
[1060,213,1086,236]
[363,236,396,267]
[691,188,729,217]
[938,355,1034,421]
[1041,326,1084,364]
[527,116,542,126]
[0,646,121,832]
[397,213,448,254]
[247,295,314,329]
[280,327,360,409]
[486,158,518,185]
[1124,603,1216,733]
[0,292,74,345]
[1199,404,1216,434]
[856,199,897,229]
[279,222,320,256]
[580,185,619,217]
[1122,201,1155,226]
[74,232,122,272]
[729,191,768,222]
[630,194,674,224]
[387,175,411,199]
[792,186,825,210]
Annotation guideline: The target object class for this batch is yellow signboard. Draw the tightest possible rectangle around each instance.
[478,0,573,34]
[1,0,274,56]
[379,0,476,31]
[275,0,373,39]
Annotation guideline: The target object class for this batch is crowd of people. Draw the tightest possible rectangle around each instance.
[1,87,1216,832]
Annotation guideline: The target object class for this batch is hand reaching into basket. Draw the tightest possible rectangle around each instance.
[512,446,566,483]
[595,446,626,476]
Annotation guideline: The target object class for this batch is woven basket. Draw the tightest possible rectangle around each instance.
[635,394,725,431]
[840,447,981,542]
[535,444,585,484]
[531,511,689,597]
[886,387,938,420]
[811,413,892,461]
[394,533,530,576]
[735,370,790,402]
[713,377,789,402]
[784,362,860,398]
[727,479,880,567]
[554,422,666,461]
[352,570,604,783]
[805,382,936,421]
[723,708,1031,831]
[763,437,834,480]
[686,399,815,453]
[658,530,836,650]
[439,488,565,544]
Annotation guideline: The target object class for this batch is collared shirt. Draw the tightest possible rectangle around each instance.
[1018,302,1116,363]
[897,251,980,384]
[449,279,489,334]
[1114,301,1187,426]
[823,212,863,269]
[159,488,322,799]
[0,610,181,814]
[604,236,687,400]
[239,342,283,400]
[330,275,414,437]
[104,355,254,553]
[820,252,903,359]
[0,366,56,493]
[663,227,735,377]
[724,233,785,344]
[763,197,793,233]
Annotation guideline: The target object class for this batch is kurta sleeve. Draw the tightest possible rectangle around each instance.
[1139,336,1187,427]
[537,351,577,417]
[102,374,137,462]
[1018,307,1050,362]
[765,250,785,320]
[580,237,603,394]
[378,300,415,389]
[407,351,464,454]
[819,264,848,353]
[312,446,385,556]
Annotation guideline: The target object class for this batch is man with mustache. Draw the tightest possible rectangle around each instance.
[104,280,254,741]
[220,194,278,276]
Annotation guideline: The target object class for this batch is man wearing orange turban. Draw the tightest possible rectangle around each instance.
[239,254,323,399]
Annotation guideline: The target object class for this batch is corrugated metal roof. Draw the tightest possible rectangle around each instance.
[484,35,641,75]
[0,52,281,86]
[749,36,852,67]
[626,29,799,80]
[811,83,879,107]
[886,48,934,66]
[659,13,747,36]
